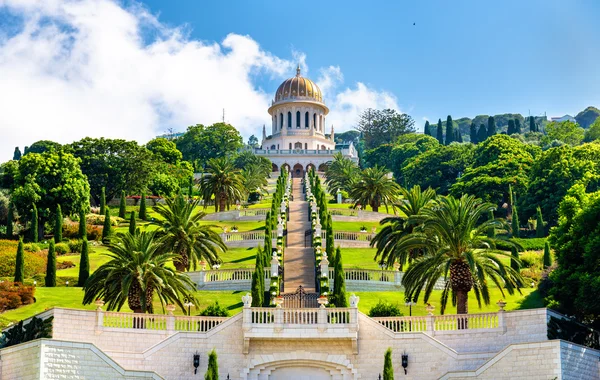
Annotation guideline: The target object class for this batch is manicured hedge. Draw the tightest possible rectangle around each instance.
[496,237,547,251]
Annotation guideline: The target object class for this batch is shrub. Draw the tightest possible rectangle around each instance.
[67,239,83,253]
[23,243,41,253]
[54,243,69,255]
[368,300,403,317]
[0,240,47,278]
[62,221,80,239]
[520,251,542,269]
[86,214,123,226]
[56,261,75,270]
[199,301,230,317]
[0,282,36,312]
[496,237,546,251]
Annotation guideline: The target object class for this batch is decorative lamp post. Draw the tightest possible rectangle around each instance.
[404,298,415,317]
[184,297,194,316]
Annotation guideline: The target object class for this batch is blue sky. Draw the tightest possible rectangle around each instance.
[0,0,598,159]
[140,0,600,123]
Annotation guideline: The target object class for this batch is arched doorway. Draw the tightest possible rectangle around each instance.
[292,163,304,178]
[272,163,279,172]
[318,163,328,172]
[243,352,358,380]
[306,163,316,173]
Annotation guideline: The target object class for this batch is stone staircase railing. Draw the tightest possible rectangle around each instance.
[100,311,228,333]
[372,311,501,334]
[327,268,447,291]
[188,268,271,290]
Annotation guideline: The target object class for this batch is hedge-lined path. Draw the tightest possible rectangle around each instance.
[282,177,315,293]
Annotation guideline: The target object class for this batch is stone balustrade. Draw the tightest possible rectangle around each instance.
[100,311,227,333]
[327,268,447,292]
[373,311,502,335]
[189,268,271,290]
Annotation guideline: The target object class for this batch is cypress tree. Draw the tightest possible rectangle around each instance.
[487,210,496,238]
[436,119,444,144]
[326,214,335,260]
[383,347,394,380]
[102,207,112,242]
[251,246,264,307]
[54,204,63,243]
[129,211,137,235]
[535,206,545,238]
[79,208,87,239]
[511,205,520,238]
[487,116,496,137]
[139,193,147,220]
[457,129,463,143]
[119,190,126,218]
[188,181,194,199]
[14,238,24,283]
[477,124,487,143]
[510,245,520,272]
[529,116,536,132]
[543,241,552,268]
[78,237,90,286]
[470,123,478,144]
[99,186,106,215]
[424,120,431,136]
[507,119,515,135]
[30,204,38,243]
[205,349,219,380]
[6,201,13,238]
[515,119,522,134]
[264,211,272,267]
[332,247,348,307]
[13,147,21,161]
[45,240,57,287]
[445,115,454,145]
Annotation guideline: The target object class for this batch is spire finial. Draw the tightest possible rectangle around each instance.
[296,64,301,77]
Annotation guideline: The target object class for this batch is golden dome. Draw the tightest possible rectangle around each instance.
[274,66,323,104]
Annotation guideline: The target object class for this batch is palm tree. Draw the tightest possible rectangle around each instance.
[372,186,437,270]
[241,164,268,200]
[152,194,226,272]
[392,194,522,314]
[349,166,400,212]
[324,152,360,193]
[200,157,245,212]
[82,231,197,314]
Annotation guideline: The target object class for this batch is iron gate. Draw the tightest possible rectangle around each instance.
[281,285,319,308]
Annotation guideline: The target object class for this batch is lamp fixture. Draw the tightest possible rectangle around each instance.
[401,352,408,375]
[193,352,200,374]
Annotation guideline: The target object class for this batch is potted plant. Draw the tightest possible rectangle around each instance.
[318,295,329,308]
[497,299,507,311]
[360,225,367,233]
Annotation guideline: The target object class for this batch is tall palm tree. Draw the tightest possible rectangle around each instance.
[325,152,360,193]
[372,185,437,269]
[392,194,522,314]
[241,164,268,199]
[152,194,226,272]
[349,166,400,212]
[82,231,197,314]
[200,157,245,212]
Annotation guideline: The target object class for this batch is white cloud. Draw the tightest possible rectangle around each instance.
[0,0,399,161]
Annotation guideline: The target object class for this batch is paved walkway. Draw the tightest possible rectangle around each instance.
[282,177,315,293]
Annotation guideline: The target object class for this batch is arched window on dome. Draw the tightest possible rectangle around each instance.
[296,111,301,128]
[270,144,276,150]
[319,115,323,131]
[294,142,302,149]
[313,113,317,129]
[305,112,309,129]
[321,145,326,150]
[280,113,283,129]
[287,112,292,129]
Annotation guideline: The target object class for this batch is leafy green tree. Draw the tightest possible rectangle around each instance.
[543,241,552,268]
[510,246,520,272]
[349,166,400,212]
[445,115,454,145]
[146,137,182,165]
[332,247,348,307]
[54,204,63,243]
[30,204,38,243]
[398,195,522,314]
[119,191,126,218]
[83,231,197,313]
[383,348,394,380]
[6,201,14,238]
[363,144,394,169]
[545,121,585,146]
[529,116,537,132]
[583,117,600,142]
[11,150,90,233]
[149,173,180,197]
[487,116,496,137]
[129,211,137,235]
[151,194,226,272]
[67,138,156,205]
[199,157,245,212]
[357,108,415,150]
[14,238,24,283]
[79,209,86,239]
[139,193,147,220]
[536,206,545,238]
[451,135,537,204]
[205,349,219,380]
[24,140,61,155]
[477,124,487,143]
[99,187,106,215]
[372,185,437,269]
[248,134,259,148]
[389,135,439,185]
[436,119,444,144]
[102,208,112,243]
[78,238,90,286]
[176,123,243,167]
[45,240,56,287]
[13,147,21,161]
[470,123,478,144]
[0,160,19,190]
[424,120,431,136]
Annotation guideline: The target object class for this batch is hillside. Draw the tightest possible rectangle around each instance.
[575,106,600,128]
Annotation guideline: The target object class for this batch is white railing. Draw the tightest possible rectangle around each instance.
[373,312,501,334]
[173,316,228,332]
[341,269,396,283]
[102,312,168,330]
[240,208,270,216]
[329,209,358,216]
[246,307,356,326]
[200,269,271,283]
[221,231,278,242]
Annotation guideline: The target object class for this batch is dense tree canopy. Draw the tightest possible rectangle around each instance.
[175,123,243,168]
[583,117,600,142]
[545,121,585,146]
[146,138,182,165]
[357,108,415,150]
[23,140,61,155]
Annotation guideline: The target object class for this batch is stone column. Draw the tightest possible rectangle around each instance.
[95,300,105,332]
[166,305,176,333]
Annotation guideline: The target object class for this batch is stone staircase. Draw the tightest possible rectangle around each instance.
[282,178,316,293]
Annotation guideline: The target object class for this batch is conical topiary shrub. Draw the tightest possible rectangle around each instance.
[14,238,24,283]
[543,241,552,268]
[45,240,57,287]
[205,349,219,380]
[383,347,394,380]
[78,237,90,286]
[129,211,136,235]
[102,208,112,244]
[119,190,127,218]
[139,193,147,220]
[54,204,63,243]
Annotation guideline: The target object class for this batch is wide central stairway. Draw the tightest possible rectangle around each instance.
[281,176,316,299]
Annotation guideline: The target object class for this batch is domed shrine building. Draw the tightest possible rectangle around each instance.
[254,66,358,177]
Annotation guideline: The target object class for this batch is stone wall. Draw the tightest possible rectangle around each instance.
[0,340,41,379]
[560,340,600,380]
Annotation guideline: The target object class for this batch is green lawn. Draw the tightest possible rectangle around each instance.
[333,221,385,232]
[340,248,380,269]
